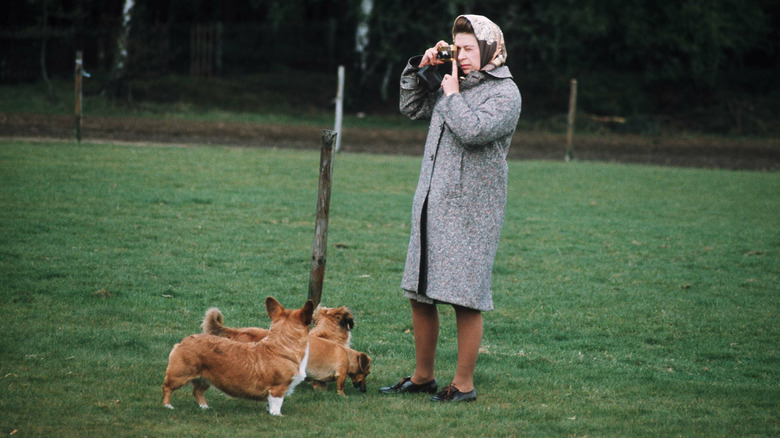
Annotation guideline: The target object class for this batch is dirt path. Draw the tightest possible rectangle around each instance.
[2,113,777,171]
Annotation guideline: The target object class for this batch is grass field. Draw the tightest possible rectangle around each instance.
[1,139,778,437]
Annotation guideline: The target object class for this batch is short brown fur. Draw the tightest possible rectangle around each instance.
[306,337,371,395]
[201,307,269,342]
[310,306,354,346]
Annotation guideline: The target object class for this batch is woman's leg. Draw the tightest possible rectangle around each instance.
[451,305,483,392]
[410,299,439,384]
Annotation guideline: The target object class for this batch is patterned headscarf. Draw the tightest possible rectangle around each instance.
[452,15,507,72]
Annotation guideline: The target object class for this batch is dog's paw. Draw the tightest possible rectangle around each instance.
[199,404,210,410]
[163,404,174,410]
[267,396,284,416]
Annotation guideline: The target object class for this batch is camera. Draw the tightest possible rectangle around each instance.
[415,43,461,92]
[416,65,444,91]
[436,44,459,62]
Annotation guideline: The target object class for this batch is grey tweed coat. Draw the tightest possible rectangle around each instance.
[399,57,522,311]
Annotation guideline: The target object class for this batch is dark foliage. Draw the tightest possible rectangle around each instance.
[2,0,779,134]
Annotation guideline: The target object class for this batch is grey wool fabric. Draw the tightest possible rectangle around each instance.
[399,56,522,311]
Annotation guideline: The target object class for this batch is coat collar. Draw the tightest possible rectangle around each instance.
[484,65,513,79]
[460,65,513,89]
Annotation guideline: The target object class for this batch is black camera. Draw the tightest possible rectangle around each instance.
[416,65,444,92]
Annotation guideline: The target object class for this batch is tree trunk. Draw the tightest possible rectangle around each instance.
[108,0,135,100]
[40,0,53,101]
[354,0,373,84]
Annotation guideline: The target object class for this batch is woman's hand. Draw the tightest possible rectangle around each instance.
[441,60,459,96]
[419,41,449,68]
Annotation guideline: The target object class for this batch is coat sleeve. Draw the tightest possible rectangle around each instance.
[399,56,440,121]
[436,79,521,149]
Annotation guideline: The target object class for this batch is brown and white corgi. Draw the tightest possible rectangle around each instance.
[162,297,313,416]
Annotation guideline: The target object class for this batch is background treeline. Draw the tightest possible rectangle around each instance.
[2,0,779,135]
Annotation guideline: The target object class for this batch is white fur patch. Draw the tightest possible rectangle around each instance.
[267,396,284,416]
[164,404,174,410]
[286,342,310,396]
[199,404,209,409]
[346,331,352,348]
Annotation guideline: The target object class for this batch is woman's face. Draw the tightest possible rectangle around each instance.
[454,33,481,74]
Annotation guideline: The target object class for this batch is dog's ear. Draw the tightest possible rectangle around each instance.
[340,316,355,331]
[359,353,371,373]
[300,300,315,326]
[265,296,282,318]
[336,307,355,330]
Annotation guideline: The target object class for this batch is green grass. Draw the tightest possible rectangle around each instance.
[1,140,778,437]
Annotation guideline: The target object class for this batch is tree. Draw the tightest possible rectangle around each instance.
[354,0,372,85]
[39,0,53,99]
[107,0,135,100]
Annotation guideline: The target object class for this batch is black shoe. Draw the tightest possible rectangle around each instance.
[430,384,477,402]
[378,376,438,394]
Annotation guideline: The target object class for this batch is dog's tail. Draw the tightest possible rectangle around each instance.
[201,307,225,335]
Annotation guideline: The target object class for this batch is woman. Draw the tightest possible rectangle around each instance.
[378,15,521,402]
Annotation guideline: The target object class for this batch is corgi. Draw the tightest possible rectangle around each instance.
[202,306,370,395]
[306,337,371,395]
[162,297,313,416]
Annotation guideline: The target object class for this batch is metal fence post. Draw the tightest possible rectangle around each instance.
[74,50,83,143]
[334,65,344,152]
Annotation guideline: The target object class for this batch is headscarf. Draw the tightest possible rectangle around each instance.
[452,15,507,72]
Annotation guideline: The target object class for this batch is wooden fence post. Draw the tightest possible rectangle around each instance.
[308,130,338,306]
[565,78,577,162]
[74,50,83,143]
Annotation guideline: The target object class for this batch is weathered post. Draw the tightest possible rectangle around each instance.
[74,50,83,143]
[565,78,577,162]
[308,130,338,306]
